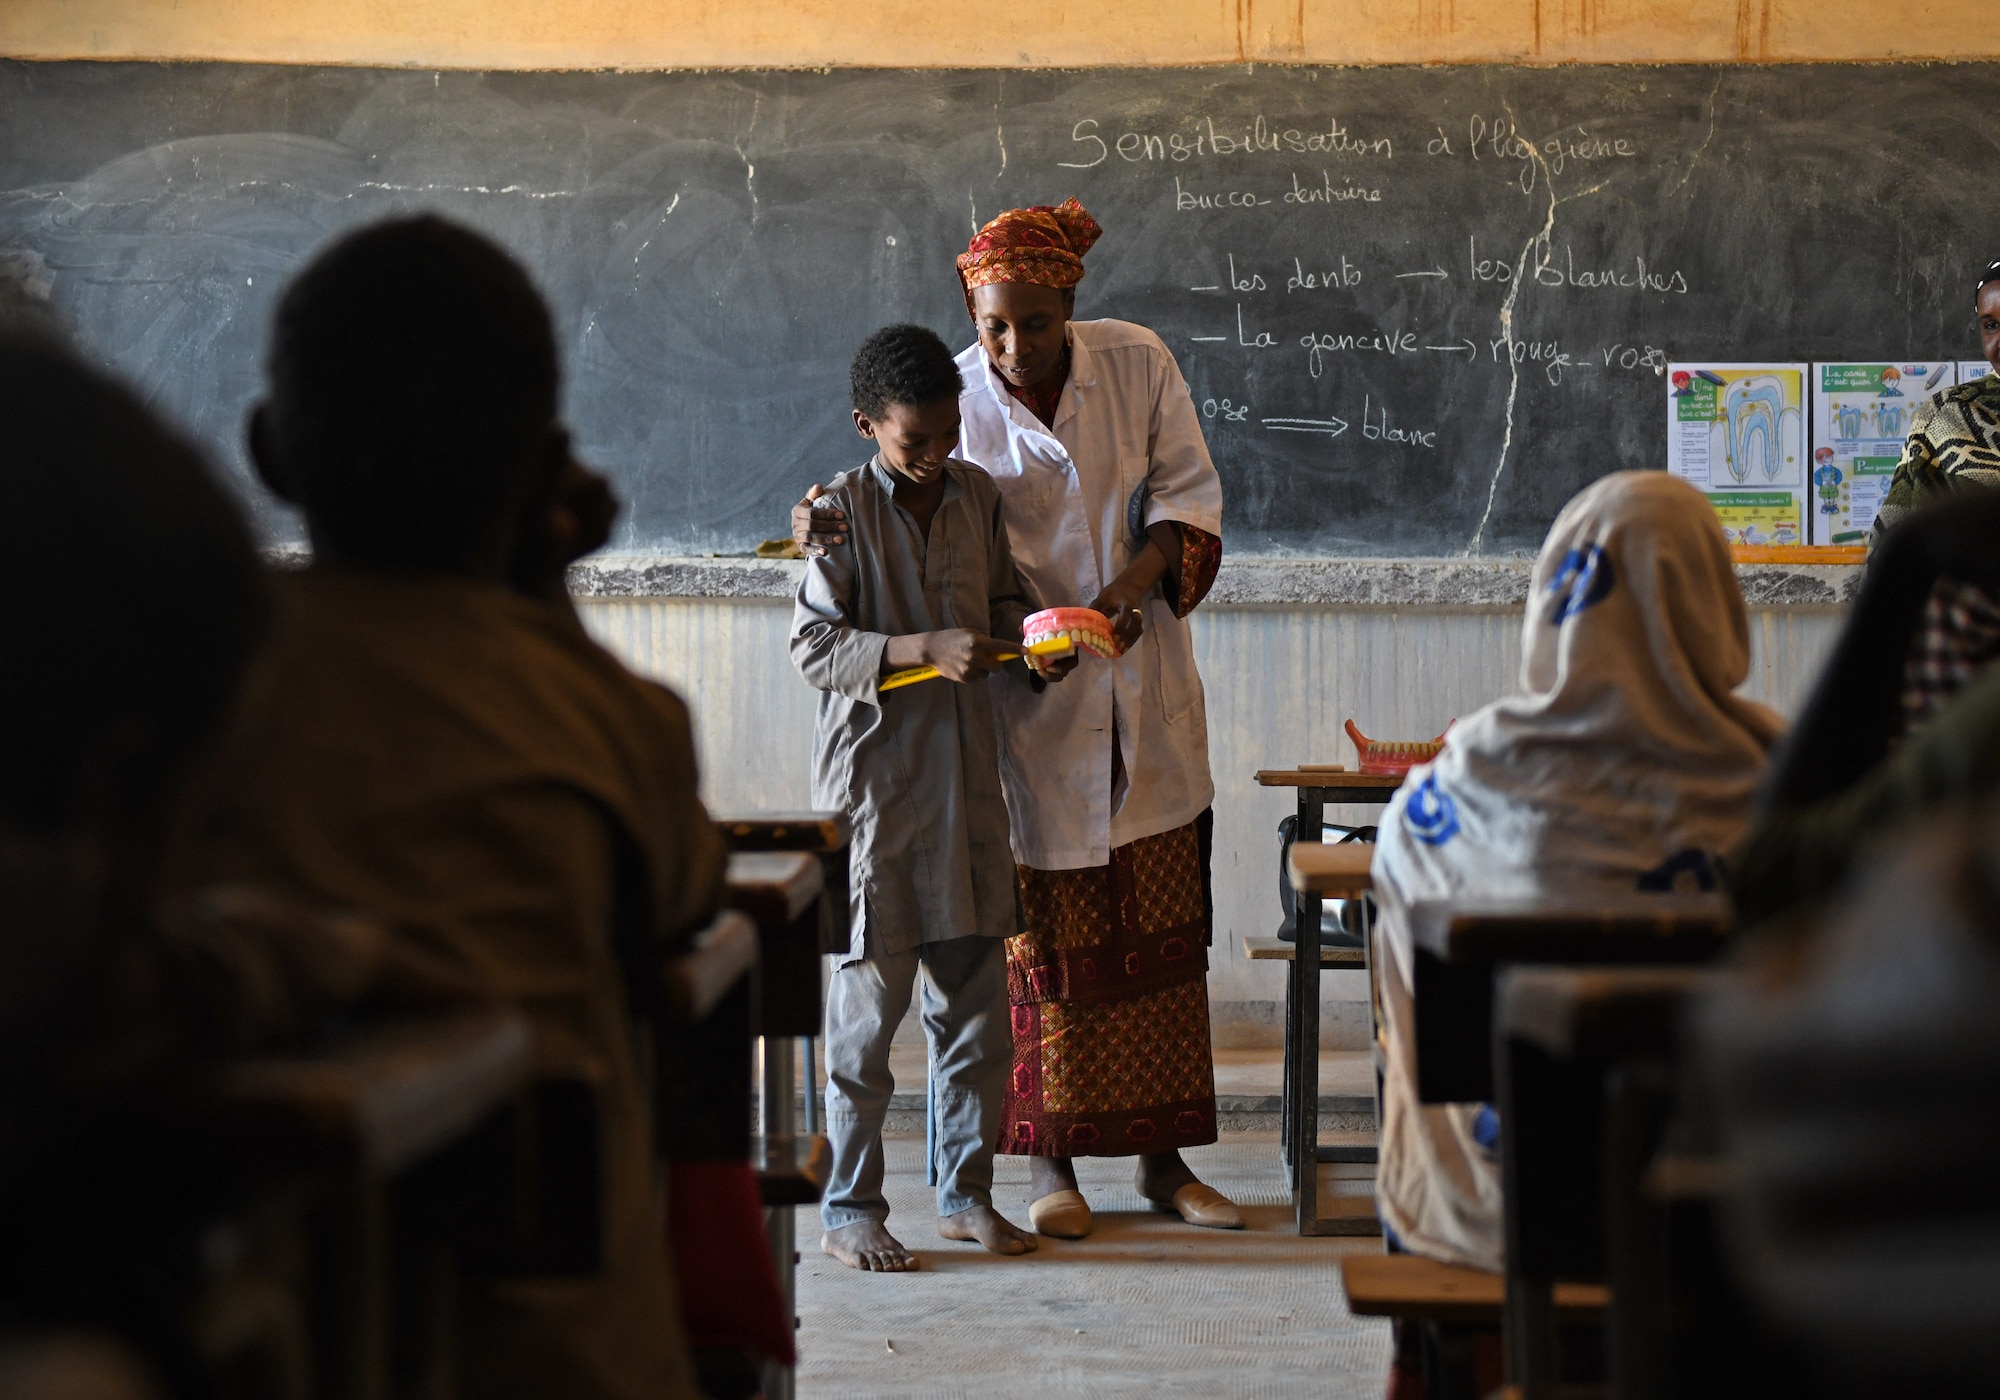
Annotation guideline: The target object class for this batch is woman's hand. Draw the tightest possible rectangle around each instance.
[1088,524,1183,652]
[1088,579,1151,653]
[792,484,848,556]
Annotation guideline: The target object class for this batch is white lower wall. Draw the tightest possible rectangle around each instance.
[579,597,1844,1047]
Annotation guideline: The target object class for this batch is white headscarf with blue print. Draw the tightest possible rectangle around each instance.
[1368,470,1784,1271]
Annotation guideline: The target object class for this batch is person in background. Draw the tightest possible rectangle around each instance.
[1869,258,2000,732]
[0,335,388,1396]
[794,324,1064,1272]
[1732,488,2000,927]
[178,216,733,1400]
[794,199,1240,1239]
[1700,803,2000,1394]
[1367,472,1783,1396]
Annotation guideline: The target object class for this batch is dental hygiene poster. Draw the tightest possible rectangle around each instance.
[1811,362,1955,545]
[1669,364,1809,546]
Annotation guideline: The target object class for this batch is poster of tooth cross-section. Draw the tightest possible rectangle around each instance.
[1668,364,1809,547]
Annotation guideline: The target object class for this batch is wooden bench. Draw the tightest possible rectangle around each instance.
[1240,936,1365,965]
[1342,1254,1610,1325]
[1342,1253,1609,1400]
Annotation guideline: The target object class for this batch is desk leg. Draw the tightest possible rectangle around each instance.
[761,1037,797,1400]
[324,1177,388,1400]
[1294,790,1326,1234]
[1280,788,1304,1180]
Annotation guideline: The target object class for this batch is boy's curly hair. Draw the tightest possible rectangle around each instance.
[850,324,963,419]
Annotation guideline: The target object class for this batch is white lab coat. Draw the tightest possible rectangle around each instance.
[954,318,1224,871]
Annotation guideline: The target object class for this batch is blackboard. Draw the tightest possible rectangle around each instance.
[1,60,1994,557]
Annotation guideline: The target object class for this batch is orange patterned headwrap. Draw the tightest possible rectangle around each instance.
[955,198,1103,318]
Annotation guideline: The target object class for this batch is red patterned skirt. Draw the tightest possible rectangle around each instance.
[998,819,1218,1157]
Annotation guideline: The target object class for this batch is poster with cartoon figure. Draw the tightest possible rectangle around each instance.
[1811,362,1956,545]
[1961,361,1993,387]
[1668,363,1809,546]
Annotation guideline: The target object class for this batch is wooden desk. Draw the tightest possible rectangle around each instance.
[223,1012,531,1179]
[1258,768,1401,1236]
[726,851,822,1037]
[715,810,852,957]
[1408,896,1730,1104]
[715,812,849,851]
[724,850,829,1400]
[222,1012,533,1400]
[1494,966,1720,1398]
[1257,769,1409,797]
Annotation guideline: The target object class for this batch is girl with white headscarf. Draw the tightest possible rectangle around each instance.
[1370,470,1785,1270]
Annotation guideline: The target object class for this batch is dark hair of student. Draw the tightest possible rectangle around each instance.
[1977,258,2000,298]
[850,323,964,420]
[261,215,560,571]
[0,337,267,831]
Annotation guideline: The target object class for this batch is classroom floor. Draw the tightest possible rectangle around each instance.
[812,1042,1376,1126]
[791,1133,1392,1399]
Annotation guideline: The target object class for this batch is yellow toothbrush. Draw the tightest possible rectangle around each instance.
[878,635,1076,693]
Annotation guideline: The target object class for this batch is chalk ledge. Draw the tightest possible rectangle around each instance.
[562,553,1861,607]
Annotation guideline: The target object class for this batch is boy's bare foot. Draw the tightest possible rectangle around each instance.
[822,1221,918,1272]
[938,1204,1039,1256]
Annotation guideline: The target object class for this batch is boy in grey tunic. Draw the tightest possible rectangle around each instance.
[791,326,1066,1271]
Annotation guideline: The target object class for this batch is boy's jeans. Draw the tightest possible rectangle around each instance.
[821,936,1008,1230]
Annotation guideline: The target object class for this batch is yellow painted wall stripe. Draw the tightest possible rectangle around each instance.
[1,0,1993,71]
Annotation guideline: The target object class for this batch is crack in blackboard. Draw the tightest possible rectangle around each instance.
[720,93,763,300]
[633,191,680,289]
[995,73,1009,183]
[354,180,575,199]
[1468,103,1556,556]
[1670,74,1724,196]
[1467,107,1624,554]
[733,93,762,228]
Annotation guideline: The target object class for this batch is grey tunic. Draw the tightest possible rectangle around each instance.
[791,458,1038,959]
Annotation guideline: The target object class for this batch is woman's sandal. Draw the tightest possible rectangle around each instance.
[1027,1189,1094,1239]
[1149,1182,1245,1230]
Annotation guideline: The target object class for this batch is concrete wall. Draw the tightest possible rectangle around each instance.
[4,0,1998,69]
[580,592,1843,1048]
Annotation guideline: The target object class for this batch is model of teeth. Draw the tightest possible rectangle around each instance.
[1023,607,1121,660]
[1345,719,1450,775]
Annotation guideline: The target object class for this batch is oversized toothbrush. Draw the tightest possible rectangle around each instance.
[877,608,1113,694]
